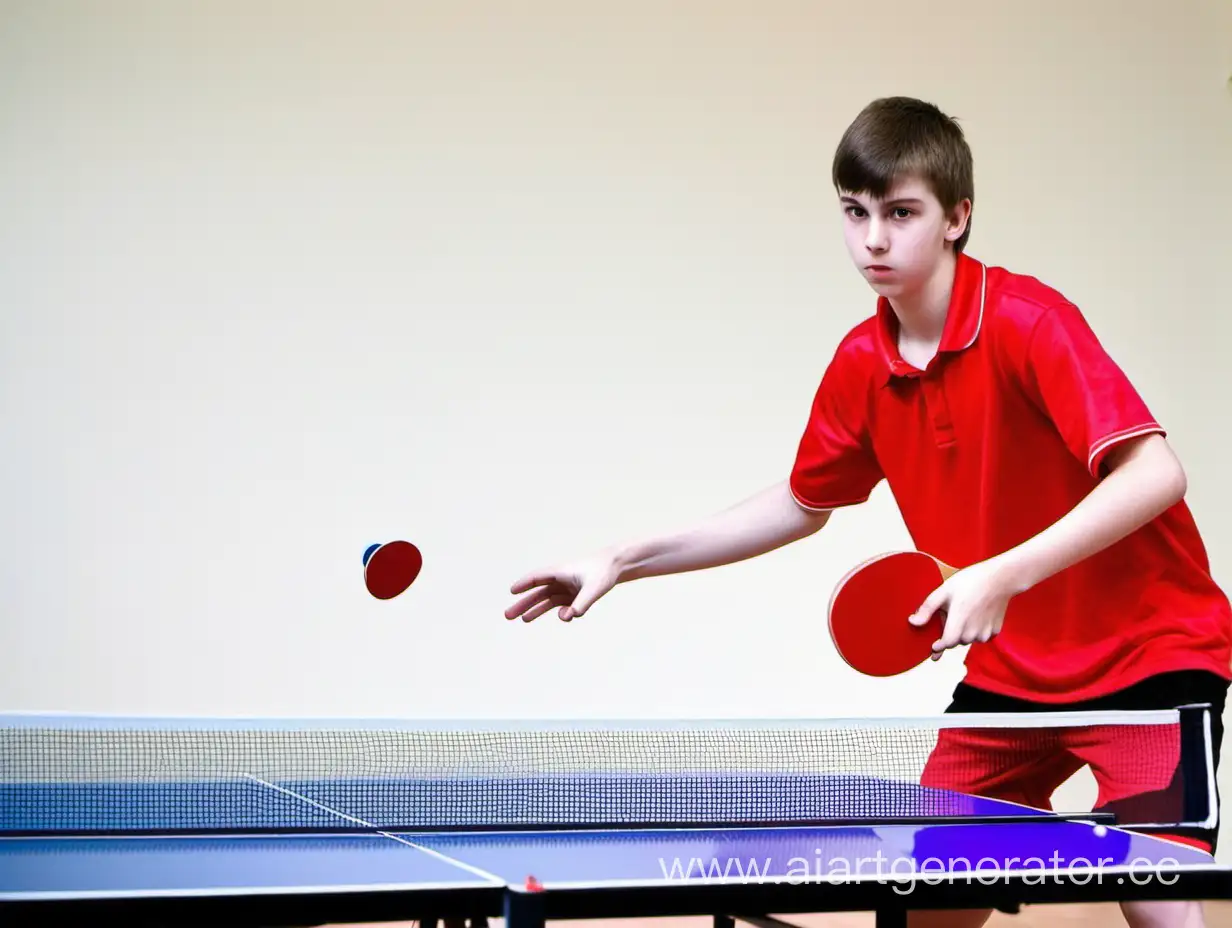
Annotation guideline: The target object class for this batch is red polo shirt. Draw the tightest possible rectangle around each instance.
[790,253,1232,703]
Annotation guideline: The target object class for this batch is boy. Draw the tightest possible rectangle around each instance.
[505,97,1232,927]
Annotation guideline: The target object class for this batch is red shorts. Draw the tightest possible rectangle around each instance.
[920,670,1227,854]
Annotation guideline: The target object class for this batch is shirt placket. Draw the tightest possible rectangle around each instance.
[921,374,956,448]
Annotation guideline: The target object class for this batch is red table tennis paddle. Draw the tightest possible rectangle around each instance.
[364,540,423,600]
[827,550,957,676]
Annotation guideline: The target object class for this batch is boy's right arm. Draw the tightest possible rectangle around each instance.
[505,479,830,622]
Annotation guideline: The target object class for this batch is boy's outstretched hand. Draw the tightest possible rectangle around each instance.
[907,559,1017,659]
[505,554,622,623]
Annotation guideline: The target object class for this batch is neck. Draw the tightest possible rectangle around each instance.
[889,250,958,345]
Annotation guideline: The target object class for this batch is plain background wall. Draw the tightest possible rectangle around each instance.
[2,0,1230,850]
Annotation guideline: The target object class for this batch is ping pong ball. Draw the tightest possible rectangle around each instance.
[1093,825,1107,837]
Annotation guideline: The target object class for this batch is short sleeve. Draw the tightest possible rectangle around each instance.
[789,346,884,510]
[1022,302,1164,476]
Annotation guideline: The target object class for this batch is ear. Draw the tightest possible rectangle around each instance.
[944,198,972,243]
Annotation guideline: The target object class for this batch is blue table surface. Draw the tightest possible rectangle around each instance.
[0,822,1219,899]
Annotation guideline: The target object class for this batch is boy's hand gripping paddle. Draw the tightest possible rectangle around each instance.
[827,550,957,676]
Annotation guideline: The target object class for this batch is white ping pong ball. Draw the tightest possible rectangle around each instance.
[1093,825,1108,837]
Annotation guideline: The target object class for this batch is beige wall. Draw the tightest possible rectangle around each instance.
[2,0,1229,852]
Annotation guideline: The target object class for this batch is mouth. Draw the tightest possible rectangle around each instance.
[865,264,892,272]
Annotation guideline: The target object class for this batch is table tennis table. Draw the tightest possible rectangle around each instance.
[3,711,1232,928]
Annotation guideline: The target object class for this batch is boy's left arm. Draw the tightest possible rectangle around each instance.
[912,432,1187,656]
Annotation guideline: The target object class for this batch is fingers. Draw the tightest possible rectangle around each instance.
[504,584,557,620]
[908,585,949,627]
[509,572,559,595]
[505,571,571,621]
[975,612,1005,643]
[510,591,573,622]
[930,610,1004,656]
[506,563,616,623]
[930,617,964,658]
[933,618,977,654]
[507,564,582,620]
[522,595,572,622]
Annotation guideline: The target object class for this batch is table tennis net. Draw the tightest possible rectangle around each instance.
[0,709,1216,836]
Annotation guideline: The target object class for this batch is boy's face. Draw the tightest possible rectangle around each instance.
[838,175,969,300]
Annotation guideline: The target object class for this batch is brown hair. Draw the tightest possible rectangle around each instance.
[832,97,974,253]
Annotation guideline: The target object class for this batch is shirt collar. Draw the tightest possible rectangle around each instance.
[874,253,987,383]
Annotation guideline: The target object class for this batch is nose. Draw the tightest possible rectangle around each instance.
[864,217,888,253]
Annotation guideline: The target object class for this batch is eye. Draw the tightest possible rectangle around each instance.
[893,207,913,219]
[845,206,867,218]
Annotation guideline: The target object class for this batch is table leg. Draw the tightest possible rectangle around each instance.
[503,890,545,928]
